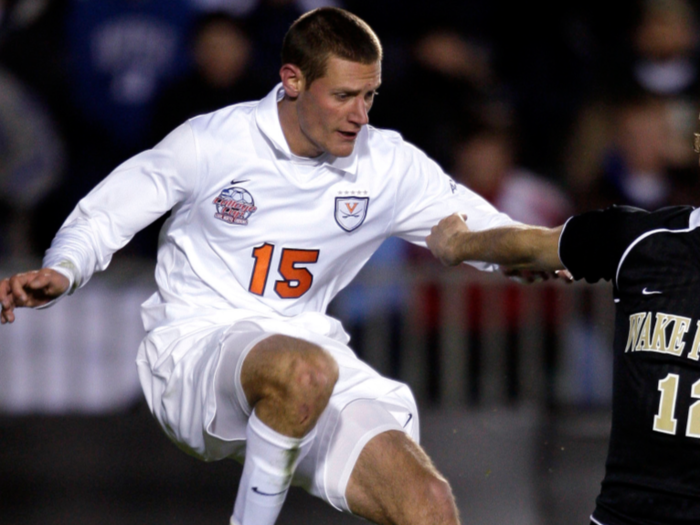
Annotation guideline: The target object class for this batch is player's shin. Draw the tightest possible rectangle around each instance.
[231,409,316,525]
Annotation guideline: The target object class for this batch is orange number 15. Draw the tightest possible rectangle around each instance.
[249,244,320,299]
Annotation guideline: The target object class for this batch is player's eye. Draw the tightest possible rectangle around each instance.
[365,91,378,108]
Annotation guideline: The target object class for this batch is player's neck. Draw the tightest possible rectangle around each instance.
[277,97,324,159]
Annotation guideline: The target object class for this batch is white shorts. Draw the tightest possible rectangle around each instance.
[136,318,419,512]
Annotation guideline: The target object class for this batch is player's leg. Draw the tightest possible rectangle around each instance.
[223,333,339,525]
[346,430,460,525]
[240,333,339,437]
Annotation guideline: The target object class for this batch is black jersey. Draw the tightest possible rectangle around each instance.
[560,205,700,525]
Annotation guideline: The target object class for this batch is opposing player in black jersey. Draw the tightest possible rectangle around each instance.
[426,206,700,525]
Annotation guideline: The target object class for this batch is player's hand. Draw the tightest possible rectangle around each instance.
[502,267,574,284]
[427,213,470,266]
[0,269,70,324]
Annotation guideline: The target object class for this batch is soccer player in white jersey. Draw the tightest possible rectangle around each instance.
[0,8,519,525]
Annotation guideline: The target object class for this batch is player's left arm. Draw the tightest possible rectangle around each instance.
[390,145,515,260]
[427,213,564,271]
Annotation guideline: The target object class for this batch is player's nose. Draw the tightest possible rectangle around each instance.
[348,97,369,126]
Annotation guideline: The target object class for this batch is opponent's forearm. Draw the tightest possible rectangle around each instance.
[455,225,564,271]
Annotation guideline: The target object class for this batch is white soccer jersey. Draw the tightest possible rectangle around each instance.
[44,84,515,342]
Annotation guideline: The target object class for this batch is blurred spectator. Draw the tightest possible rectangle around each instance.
[603,0,700,170]
[565,93,699,213]
[29,0,197,259]
[0,66,65,259]
[454,124,571,403]
[490,4,607,179]
[0,0,69,115]
[371,25,511,169]
[189,0,259,17]
[450,125,573,226]
[150,11,265,143]
[405,122,571,404]
[63,0,196,161]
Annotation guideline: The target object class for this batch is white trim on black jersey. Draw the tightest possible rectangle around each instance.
[615,218,700,289]
[558,215,575,274]
[690,207,700,229]
[590,515,606,525]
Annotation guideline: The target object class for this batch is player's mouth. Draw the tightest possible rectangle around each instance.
[337,130,358,140]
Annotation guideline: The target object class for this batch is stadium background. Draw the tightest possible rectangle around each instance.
[1,0,698,523]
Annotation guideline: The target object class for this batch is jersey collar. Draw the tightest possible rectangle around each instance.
[255,84,360,177]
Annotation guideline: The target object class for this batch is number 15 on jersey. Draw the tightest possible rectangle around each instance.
[249,243,320,299]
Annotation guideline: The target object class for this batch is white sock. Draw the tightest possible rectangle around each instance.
[232,409,316,525]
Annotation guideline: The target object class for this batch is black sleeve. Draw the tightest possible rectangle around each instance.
[559,205,695,283]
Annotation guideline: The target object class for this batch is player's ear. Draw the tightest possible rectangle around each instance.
[280,64,305,99]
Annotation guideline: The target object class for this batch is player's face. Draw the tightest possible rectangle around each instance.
[296,56,381,158]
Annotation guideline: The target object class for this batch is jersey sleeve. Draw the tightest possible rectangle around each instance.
[560,205,695,283]
[390,142,517,270]
[42,122,199,291]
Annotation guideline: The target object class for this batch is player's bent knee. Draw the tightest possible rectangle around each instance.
[395,461,458,524]
[347,430,459,525]
[288,349,338,401]
[242,334,338,414]
[421,476,459,522]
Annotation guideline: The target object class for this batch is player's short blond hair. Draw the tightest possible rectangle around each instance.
[281,7,382,87]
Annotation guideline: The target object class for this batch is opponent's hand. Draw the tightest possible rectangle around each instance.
[0,269,70,324]
[427,213,470,266]
[502,267,574,284]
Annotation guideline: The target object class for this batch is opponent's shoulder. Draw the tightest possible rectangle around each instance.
[574,205,696,242]
[560,205,697,284]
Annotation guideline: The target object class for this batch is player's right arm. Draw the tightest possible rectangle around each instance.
[427,212,564,271]
[0,269,69,324]
[42,122,199,293]
[2,122,198,324]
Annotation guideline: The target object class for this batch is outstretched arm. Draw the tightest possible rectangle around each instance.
[0,269,70,324]
[426,213,564,271]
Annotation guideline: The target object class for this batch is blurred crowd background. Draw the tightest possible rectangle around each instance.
[1,0,700,524]
[1,0,700,261]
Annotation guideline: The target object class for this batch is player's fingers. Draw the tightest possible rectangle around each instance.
[0,279,11,307]
[1,307,15,324]
[26,270,53,289]
[0,279,15,324]
[555,269,574,283]
[527,272,543,283]
[8,274,32,305]
[25,270,54,293]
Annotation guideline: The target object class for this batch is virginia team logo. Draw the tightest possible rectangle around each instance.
[213,184,258,225]
[335,196,369,232]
